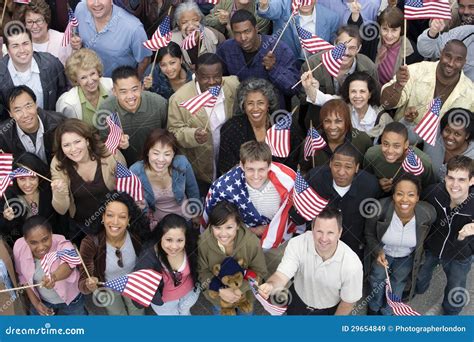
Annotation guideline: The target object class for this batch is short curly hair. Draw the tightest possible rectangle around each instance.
[236,78,279,116]
[18,0,52,26]
[65,49,104,86]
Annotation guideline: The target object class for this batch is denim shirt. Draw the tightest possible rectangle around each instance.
[130,155,201,213]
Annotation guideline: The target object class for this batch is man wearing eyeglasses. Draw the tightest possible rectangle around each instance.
[0,28,67,122]
[0,85,64,164]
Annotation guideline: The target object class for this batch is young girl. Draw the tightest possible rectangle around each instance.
[198,201,267,315]
[135,214,199,315]
[13,216,85,315]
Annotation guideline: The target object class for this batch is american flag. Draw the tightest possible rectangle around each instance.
[404,0,451,20]
[13,0,31,3]
[293,170,328,221]
[143,15,172,51]
[11,167,36,178]
[321,43,347,78]
[61,8,79,47]
[248,278,287,316]
[304,128,327,161]
[401,148,425,176]
[115,162,144,201]
[179,85,221,115]
[265,113,292,158]
[40,249,81,275]
[105,112,123,154]
[181,28,204,50]
[386,279,420,316]
[414,97,442,146]
[203,163,297,249]
[291,0,313,15]
[296,25,333,54]
[0,176,11,198]
[0,153,13,187]
[103,269,162,307]
[203,0,220,4]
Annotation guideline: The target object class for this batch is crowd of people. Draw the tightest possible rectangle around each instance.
[0,0,473,317]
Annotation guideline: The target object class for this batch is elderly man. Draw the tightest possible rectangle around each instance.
[259,207,363,315]
[0,29,67,122]
[74,0,151,77]
[381,40,474,122]
[168,53,239,195]
[0,86,64,164]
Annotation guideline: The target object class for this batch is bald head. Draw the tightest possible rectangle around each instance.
[438,39,467,80]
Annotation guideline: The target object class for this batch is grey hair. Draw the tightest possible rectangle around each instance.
[174,0,204,27]
[236,78,279,116]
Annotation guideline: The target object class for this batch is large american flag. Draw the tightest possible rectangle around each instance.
[115,162,144,201]
[0,153,13,188]
[203,163,297,249]
[404,0,451,20]
[179,85,221,115]
[304,128,327,161]
[296,25,333,54]
[414,97,442,146]
[61,8,79,47]
[265,113,292,158]
[41,249,81,275]
[386,279,420,316]
[402,148,425,176]
[291,0,313,15]
[181,28,204,50]
[11,167,36,178]
[103,269,162,307]
[248,278,287,316]
[293,170,328,221]
[143,15,172,51]
[105,112,123,154]
[321,43,347,78]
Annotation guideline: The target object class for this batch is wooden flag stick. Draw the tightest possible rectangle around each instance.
[403,19,407,65]
[149,52,159,78]
[0,283,42,294]
[17,163,52,183]
[3,193,10,208]
[291,62,322,89]
[203,103,216,132]
[74,245,92,280]
[392,165,403,180]
[310,120,315,169]
[271,12,295,53]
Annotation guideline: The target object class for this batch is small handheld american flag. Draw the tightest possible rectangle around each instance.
[105,112,123,154]
[11,167,36,178]
[296,25,333,54]
[0,153,14,194]
[248,278,287,316]
[179,85,221,115]
[265,113,292,158]
[103,269,162,307]
[115,162,144,201]
[414,97,442,146]
[304,128,327,161]
[386,278,420,316]
[321,43,346,78]
[143,15,172,51]
[293,170,328,221]
[61,8,79,47]
[291,0,313,15]
[181,28,204,50]
[404,0,451,20]
[401,148,424,176]
[41,249,81,275]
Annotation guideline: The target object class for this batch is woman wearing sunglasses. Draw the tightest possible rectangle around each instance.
[134,213,199,315]
[78,191,149,315]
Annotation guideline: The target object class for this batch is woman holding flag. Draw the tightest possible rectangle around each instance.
[364,174,436,315]
[13,215,86,315]
[50,119,126,245]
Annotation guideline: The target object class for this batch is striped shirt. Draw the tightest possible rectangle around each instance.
[247,180,280,221]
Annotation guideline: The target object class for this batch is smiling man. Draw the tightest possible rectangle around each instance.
[99,66,167,165]
[0,29,67,122]
[381,40,474,122]
[0,85,64,164]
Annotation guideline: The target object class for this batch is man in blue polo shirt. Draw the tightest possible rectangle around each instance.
[74,0,151,77]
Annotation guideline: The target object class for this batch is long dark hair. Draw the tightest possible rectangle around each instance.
[152,214,198,286]
[12,152,50,195]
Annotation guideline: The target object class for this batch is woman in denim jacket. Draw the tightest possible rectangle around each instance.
[130,128,201,230]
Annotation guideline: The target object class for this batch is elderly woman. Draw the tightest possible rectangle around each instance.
[204,0,270,38]
[56,49,113,126]
[17,0,73,65]
[365,174,436,315]
[302,71,392,143]
[402,107,474,181]
[171,0,225,69]
[218,78,302,174]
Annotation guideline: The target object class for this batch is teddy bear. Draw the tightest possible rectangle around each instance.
[207,257,253,315]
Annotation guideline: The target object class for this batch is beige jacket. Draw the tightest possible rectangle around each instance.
[167,76,239,184]
[50,152,126,217]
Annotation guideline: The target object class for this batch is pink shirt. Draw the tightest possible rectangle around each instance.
[161,257,194,303]
[13,234,81,305]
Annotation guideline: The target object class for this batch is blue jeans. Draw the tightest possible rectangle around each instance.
[368,254,414,315]
[416,250,472,315]
[30,293,87,316]
[151,289,200,316]
[212,303,254,316]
